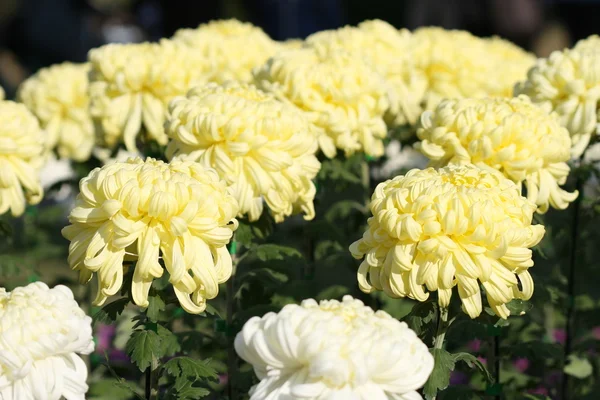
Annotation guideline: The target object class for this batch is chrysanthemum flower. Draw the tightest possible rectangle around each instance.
[0,282,94,400]
[350,164,545,319]
[306,20,426,127]
[416,96,578,213]
[0,86,4,100]
[18,62,94,162]
[0,101,45,216]
[279,38,304,50]
[254,46,390,158]
[61,157,239,314]
[89,40,205,153]
[515,43,600,158]
[410,27,534,113]
[235,295,433,399]
[172,19,279,84]
[165,82,320,222]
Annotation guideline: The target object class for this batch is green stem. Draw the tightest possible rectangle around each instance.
[434,307,449,350]
[432,307,451,400]
[145,356,159,400]
[226,236,238,400]
[361,158,371,206]
[562,163,584,400]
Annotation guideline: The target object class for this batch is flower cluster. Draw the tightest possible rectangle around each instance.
[410,27,534,113]
[254,46,390,158]
[306,19,426,127]
[416,96,578,213]
[0,101,46,216]
[350,164,545,319]
[0,282,94,400]
[172,19,279,84]
[62,158,239,314]
[18,62,94,161]
[235,295,433,399]
[515,39,600,157]
[89,40,205,152]
[166,82,320,222]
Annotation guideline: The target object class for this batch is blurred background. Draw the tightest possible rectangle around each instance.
[0,0,599,99]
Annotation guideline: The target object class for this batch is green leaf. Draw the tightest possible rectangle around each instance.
[157,324,181,357]
[163,357,219,381]
[165,381,210,400]
[93,298,129,326]
[251,244,303,261]
[453,352,494,383]
[146,295,166,322]
[508,341,562,360]
[318,158,362,184]
[88,379,137,400]
[423,349,455,399]
[564,355,593,379]
[506,299,533,316]
[125,329,161,372]
[404,301,437,337]
[324,200,366,221]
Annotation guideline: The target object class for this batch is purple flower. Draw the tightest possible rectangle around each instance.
[477,356,487,366]
[553,328,566,345]
[592,326,600,340]
[95,324,116,353]
[467,339,482,352]
[450,371,470,385]
[528,386,548,395]
[513,357,530,373]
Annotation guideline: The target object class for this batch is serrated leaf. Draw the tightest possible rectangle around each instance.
[251,244,302,262]
[125,330,161,372]
[506,299,533,315]
[88,379,136,400]
[93,298,129,325]
[157,324,180,357]
[318,158,361,184]
[163,357,218,381]
[165,381,210,400]
[423,349,455,399]
[146,295,165,322]
[564,354,593,379]
[405,301,437,337]
[453,352,494,383]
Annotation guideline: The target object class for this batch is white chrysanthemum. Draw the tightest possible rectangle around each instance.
[62,157,239,314]
[416,96,578,213]
[372,140,428,180]
[166,82,320,222]
[89,39,206,152]
[306,20,426,127]
[254,46,390,158]
[410,27,534,113]
[235,295,433,400]
[0,101,46,216]
[18,62,94,161]
[515,44,600,158]
[172,19,279,83]
[350,165,545,319]
[0,282,94,400]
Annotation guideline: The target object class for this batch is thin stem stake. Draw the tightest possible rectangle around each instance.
[226,237,238,400]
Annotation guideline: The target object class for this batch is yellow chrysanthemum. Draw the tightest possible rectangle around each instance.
[410,27,534,112]
[416,96,578,213]
[172,19,279,84]
[515,43,600,158]
[350,164,545,319]
[89,40,205,153]
[0,101,45,216]
[18,62,94,162]
[254,46,390,158]
[61,157,239,314]
[165,82,320,223]
[279,38,304,50]
[306,20,426,127]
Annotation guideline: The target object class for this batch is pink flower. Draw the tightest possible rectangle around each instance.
[95,324,116,353]
[477,356,487,366]
[528,386,548,395]
[513,357,529,372]
[467,339,482,352]
[553,328,566,344]
[592,326,600,340]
